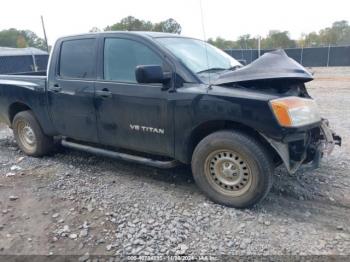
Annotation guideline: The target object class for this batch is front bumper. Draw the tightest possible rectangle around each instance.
[311,119,341,168]
[261,119,341,174]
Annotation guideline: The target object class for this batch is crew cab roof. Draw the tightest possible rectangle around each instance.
[57,31,187,41]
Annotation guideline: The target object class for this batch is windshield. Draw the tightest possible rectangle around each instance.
[156,37,241,74]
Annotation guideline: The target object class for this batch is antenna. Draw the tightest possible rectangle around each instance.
[199,0,211,85]
[41,16,49,52]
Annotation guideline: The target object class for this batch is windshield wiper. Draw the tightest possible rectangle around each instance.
[228,65,242,70]
[197,66,241,74]
[196,67,227,74]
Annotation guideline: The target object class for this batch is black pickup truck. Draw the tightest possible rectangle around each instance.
[0,32,341,208]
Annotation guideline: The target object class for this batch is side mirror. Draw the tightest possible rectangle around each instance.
[135,65,168,84]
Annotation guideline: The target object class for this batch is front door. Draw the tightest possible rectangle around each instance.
[95,37,174,156]
[48,38,99,142]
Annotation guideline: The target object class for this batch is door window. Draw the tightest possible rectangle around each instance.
[104,38,162,83]
[59,39,96,79]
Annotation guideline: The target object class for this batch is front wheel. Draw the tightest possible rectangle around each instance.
[191,130,274,208]
[12,110,54,157]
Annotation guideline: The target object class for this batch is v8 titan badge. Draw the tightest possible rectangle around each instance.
[130,124,165,135]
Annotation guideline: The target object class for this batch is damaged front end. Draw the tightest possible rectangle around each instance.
[213,49,342,174]
[261,120,341,174]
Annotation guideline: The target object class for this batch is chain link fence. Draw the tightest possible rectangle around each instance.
[225,46,350,67]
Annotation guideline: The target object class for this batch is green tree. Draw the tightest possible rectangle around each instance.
[208,35,260,50]
[23,30,47,50]
[105,16,181,34]
[261,30,296,49]
[319,20,350,45]
[153,18,182,34]
[209,20,350,50]
[299,32,321,47]
[0,29,47,50]
[236,34,258,49]
[299,20,350,47]
[105,16,153,31]
[208,37,237,49]
[0,29,21,47]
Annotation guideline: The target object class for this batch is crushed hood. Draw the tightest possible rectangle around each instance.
[213,49,313,85]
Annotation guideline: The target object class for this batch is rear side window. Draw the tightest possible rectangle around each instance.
[59,39,96,79]
[104,38,162,83]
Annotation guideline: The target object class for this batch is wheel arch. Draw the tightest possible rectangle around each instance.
[186,120,282,166]
[8,102,33,126]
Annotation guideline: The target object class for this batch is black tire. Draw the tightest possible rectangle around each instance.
[191,130,274,208]
[12,110,54,157]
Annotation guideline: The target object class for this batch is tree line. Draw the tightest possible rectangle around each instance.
[0,16,182,51]
[0,29,47,50]
[0,17,349,51]
[208,20,350,49]
[101,16,181,34]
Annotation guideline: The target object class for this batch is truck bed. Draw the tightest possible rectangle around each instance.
[0,74,47,90]
[0,74,48,126]
[9,70,47,76]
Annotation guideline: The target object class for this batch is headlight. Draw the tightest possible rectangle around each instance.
[270,97,321,127]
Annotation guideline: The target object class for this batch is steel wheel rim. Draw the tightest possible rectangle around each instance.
[205,149,252,196]
[17,120,36,151]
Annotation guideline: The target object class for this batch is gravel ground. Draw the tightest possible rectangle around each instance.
[0,67,349,258]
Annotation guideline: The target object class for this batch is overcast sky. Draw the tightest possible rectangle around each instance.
[1,0,349,45]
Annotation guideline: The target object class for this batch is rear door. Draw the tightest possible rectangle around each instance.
[94,36,174,156]
[47,37,99,142]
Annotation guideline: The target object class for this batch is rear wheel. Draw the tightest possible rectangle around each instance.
[192,130,274,208]
[13,111,54,156]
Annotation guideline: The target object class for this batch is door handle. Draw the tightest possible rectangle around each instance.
[50,84,62,93]
[96,88,112,98]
